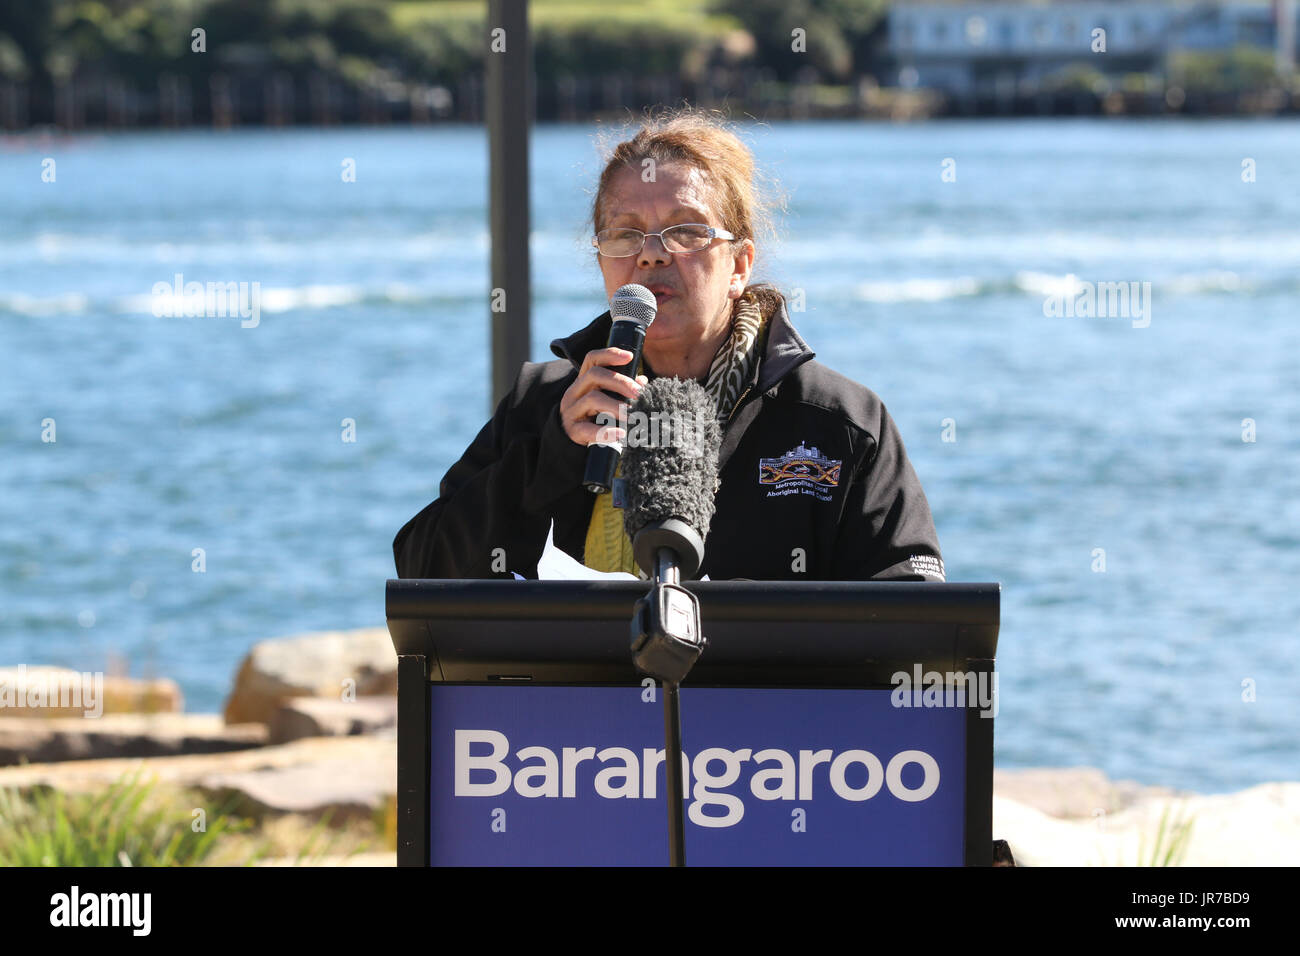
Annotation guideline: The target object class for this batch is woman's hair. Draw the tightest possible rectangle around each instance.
[589,105,788,317]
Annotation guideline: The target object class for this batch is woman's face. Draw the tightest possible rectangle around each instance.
[597,161,754,379]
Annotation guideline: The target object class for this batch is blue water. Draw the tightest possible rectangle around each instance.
[2,120,1297,794]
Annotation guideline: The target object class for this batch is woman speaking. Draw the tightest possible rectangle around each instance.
[394,108,945,583]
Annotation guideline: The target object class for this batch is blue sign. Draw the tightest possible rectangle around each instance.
[429,685,966,866]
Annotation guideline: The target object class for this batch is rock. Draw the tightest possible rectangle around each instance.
[994,781,1300,866]
[222,627,395,726]
[1114,782,1300,867]
[994,795,1114,866]
[196,751,393,823]
[102,676,183,714]
[0,735,396,825]
[267,696,397,745]
[253,851,395,867]
[0,666,182,718]
[994,766,1181,819]
[0,713,266,766]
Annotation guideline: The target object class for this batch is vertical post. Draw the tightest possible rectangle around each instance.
[1278,0,1297,80]
[664,681,686,867]
[963,653,995,867]
[396,654,431,867]
[487,0,532,411]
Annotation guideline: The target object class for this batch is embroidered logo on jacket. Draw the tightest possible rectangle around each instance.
[758,441,841,502]
[908,554,946,582]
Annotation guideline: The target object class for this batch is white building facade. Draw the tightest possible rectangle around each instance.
[887,1,1296,94]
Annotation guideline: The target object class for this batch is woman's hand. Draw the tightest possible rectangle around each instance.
[559,347,649,447]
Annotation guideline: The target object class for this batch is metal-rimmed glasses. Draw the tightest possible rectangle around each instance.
[592,223,736,257]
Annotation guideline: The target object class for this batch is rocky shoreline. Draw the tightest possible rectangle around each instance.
[1,627,1294,866]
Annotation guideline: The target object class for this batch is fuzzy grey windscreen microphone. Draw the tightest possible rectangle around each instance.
[620,378,722,543]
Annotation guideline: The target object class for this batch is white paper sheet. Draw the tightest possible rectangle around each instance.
[511,521,708,581]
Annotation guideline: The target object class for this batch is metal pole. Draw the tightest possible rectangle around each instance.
[487,0,532,412]
[664,680,686,866]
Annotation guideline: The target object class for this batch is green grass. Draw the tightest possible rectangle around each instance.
[391,0,737,32]
[0,768,250,867]
[282,808,367,865]
[1138,801,1195,867]
[0,768,389,866]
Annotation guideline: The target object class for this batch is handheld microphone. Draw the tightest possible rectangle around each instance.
[582,283,657,494]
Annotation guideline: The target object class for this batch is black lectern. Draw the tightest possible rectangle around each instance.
[387,579,1000,866]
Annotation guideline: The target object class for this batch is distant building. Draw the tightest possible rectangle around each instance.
[886,1,1298,95]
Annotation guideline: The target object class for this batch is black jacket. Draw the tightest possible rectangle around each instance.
[393,299,945,582]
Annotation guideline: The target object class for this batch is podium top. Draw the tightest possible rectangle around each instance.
[386,580,999,687]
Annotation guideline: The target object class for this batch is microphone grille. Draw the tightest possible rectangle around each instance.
[610,283,657,326]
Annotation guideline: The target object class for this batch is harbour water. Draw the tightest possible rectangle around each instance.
[1,118,1297,793]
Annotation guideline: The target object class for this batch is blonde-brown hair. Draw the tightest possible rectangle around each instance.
[589,105,787,317]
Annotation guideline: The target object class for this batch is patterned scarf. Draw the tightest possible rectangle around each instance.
[583,291,771,575]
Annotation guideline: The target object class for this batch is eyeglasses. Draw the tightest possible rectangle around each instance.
[592,223,736,257]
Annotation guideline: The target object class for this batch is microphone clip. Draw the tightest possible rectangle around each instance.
[630,581,706,685]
